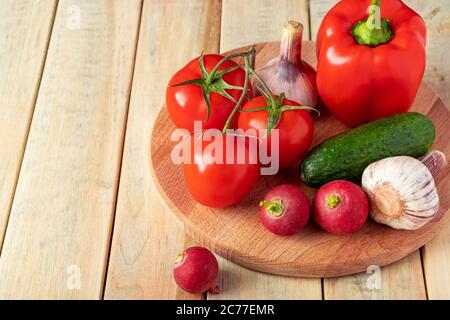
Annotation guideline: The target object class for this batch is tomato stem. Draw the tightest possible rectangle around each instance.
[221,47,318,137]
[221,51,254,134]
[251,68,276,103]
[205,48,256,85]
[241,66,319,138]
[173,48,257,122]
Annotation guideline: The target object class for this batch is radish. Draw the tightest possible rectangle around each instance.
[259,184,310,235]
[313,180,369,234]
[173,246,220,294]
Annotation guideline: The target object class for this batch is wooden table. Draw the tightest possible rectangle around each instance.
[0,0,448,300]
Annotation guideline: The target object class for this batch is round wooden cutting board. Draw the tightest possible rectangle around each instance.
[150,42,450,278]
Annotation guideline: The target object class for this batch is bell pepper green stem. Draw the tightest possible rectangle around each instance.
[352,0,393,46]
[371,0,381,6]
[369,0,382,24]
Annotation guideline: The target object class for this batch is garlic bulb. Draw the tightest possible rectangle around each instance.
[253,20,318,107]
[362,151,447,230]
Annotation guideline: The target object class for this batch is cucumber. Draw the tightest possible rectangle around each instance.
[300,112,436,187]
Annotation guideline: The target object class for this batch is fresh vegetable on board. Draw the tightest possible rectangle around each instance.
[313,180,369,234]
[182,51,261,208]
[362,151,447,230]
[300,112,435,188]
[259,184,310,235]
[173,246,220,294]
[254,20,318,107]
[182,43,318,208]
[183,131,260,208]
[238,92,315,169]
[238,58,317,169]
[166,52,252,132]
[316,0,426,127]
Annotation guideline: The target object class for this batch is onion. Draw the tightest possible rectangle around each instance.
[254,20,318,107]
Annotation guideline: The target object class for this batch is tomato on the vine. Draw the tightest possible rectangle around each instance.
[183,132,260,208]
[166,54,251,132]
[238,94,315,169]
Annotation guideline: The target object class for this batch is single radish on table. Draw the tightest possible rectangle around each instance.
[173,246,220,294]
[313,180,368,234]
[259,184,310,235]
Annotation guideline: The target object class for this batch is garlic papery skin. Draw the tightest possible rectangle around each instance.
[253,20,318,107]
[362,151,447,230]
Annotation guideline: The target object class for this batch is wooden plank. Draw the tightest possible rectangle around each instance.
[103,0,222,300]
[422,101,450,300]
[309,0,339,41]
[209,0,322,300]
[422,225,450,300]
[0,0,57,249]
[0,0,141,299]
[210,257,322,300]
[220,0,310,52]
[407,0,450,107]
[324,252,426,300]
[310,0,450,300]
[415,0,450,299]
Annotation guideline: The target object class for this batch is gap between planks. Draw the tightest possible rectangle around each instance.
[103,0,222,300]
[208,0,322,300]
[0,0,59,255]
[100,0,145,300]
[0,0,143,299]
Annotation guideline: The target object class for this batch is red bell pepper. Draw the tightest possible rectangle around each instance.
[316,0,426,127]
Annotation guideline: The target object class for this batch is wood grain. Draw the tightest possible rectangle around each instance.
[0,0,57,249]
[422,224,450,299]
[221,0,310,52]
[0,0,446,300]
[207,0,322,300]
[209,257,322,300]
[406,0,450,106]
[150,41,450,278]
[103,0,222,300]
[309,0,450,300]
[324,252,426,300]
[421,100,450,300]
[411,0,450,300]
[0,0,141,299]
[309,0,339,41]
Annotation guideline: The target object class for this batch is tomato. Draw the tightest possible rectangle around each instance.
[237,95,314,169]
[183,132,260,208]
[166,54,250,132]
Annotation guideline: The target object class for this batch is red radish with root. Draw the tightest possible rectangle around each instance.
[313,180,369,234]
[173,246,220,294]
[259,184,310,235]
